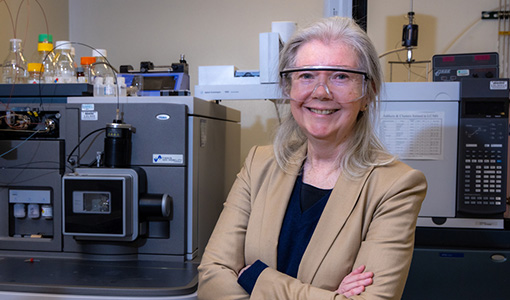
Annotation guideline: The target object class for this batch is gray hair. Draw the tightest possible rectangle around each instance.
[273,16,394,178]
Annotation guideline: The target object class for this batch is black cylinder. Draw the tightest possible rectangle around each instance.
[402,24,418,47]
[104,122,132,168]
[139,193,172,218]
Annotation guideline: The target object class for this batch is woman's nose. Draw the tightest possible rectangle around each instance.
[311,82,333,99]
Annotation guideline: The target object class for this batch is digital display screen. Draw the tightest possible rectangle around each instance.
[143,76,177,90]
[463,100,506,117]
[72,191,111,214]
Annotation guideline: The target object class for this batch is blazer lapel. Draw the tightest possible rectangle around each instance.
[258,145,307,267]
[297,166,374,283]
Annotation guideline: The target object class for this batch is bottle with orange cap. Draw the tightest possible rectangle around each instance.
[80,56,96,83]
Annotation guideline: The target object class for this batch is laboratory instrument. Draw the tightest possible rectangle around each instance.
[195,23,290,100]
[378,79,509,229]
[432,52,499,81]
[119,57,190,96]
[0,89,240,299]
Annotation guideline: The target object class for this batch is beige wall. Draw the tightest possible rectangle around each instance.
[0,0,502,165]
[0,0,69,67]
[370,0,501,82]
[68,0,324,165]
[67,0,505,165]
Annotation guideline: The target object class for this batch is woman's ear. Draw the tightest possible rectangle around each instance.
[360,97,369,112]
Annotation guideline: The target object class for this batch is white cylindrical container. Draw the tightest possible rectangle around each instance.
[104,76,116,96]
[54,41,76,83]
[93,76,104,96]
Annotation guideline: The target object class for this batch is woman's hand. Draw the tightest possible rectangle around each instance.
[239,264,373,297]
[335,265,374,297]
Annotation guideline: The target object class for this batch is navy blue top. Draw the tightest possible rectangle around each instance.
[277,175,332,277]
[238,175,332,293]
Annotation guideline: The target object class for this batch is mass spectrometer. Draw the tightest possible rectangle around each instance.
[0,88,240,299]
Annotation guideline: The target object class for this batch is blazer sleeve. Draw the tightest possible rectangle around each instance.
[197,146,258,300]
[248,166,427,300]
[349,168,427,299]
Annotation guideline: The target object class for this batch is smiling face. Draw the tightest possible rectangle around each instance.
[289,39,367,147]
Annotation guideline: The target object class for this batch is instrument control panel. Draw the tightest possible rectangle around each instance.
[456,78,509,217]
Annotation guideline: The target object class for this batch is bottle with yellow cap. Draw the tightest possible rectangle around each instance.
[27,63,43,84]
[30,34,56,83]
[37,34,55,61]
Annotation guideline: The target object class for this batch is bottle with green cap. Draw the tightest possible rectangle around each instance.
[28,34,55,83]
[37,34,55,62]
[38,33,52,43]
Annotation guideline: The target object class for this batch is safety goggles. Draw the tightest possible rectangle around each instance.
[280,66,369,103]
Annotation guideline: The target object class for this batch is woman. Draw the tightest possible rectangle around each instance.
[198,16,427,299]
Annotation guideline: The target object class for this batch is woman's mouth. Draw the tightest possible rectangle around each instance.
[308,108,338,115]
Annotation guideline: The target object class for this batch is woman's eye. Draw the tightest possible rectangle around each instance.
[296,72,315,80]
[332,72,349,80]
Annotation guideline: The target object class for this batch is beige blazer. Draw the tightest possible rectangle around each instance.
[198,144,427,300]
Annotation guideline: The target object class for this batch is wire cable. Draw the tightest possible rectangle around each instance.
[34,0,49,38]
[40,41,121,115]
[15,0,29,51]
[378,47,410,59]
[66,127,106,166]
[441,6,500,55]
[0,0,16,38]
[0,129,40,158]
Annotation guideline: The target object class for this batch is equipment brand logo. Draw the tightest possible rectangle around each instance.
[490,80,508,90]
[153,154,184,164]
[434,69,451,77]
